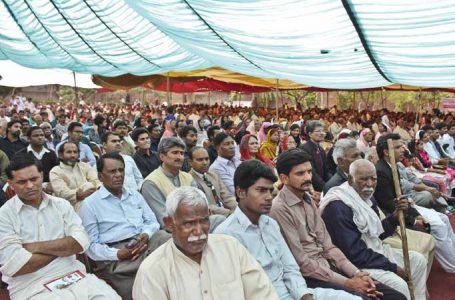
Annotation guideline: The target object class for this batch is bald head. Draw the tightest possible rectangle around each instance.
[348,159,377,201]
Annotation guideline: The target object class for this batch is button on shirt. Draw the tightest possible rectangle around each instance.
[79,186,160,261]
[0,194,90,299]
[215,207,311,300]
[209,156,241,195]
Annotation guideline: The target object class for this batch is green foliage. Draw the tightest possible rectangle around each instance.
[57,86,96,103]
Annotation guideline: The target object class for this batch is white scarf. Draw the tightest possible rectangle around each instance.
[320,182,394,261]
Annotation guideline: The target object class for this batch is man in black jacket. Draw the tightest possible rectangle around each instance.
[14,126,58,185]
[299,120,330,192]
[374,134,426,230]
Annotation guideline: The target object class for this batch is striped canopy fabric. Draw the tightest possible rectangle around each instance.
[1,0,455,89]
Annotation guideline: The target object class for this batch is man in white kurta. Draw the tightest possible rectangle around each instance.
[133,186,278,300]
[0,156,119,300]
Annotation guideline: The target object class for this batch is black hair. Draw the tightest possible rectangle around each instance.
[67,122,83,132]
[131,127,149,142]
[420,125,434,132]
[6,154,43,180]
[435,122,447,130]
[147,123,160,132]
[178,125,197,138]
[188,146,206,160]
[222,120,234,130]
[290,124,300,131]
[97,152,125,173]
[113,119,127,129]
[213,132,232,147]
[207,125,220,141]
[94,115,106,126]
[58,141,79,157]
[233,160,277,201]
[102,131,120,144]
[20,118,29,125]
[376,133,401,159]
[26,126,43,137]
[276,148,311,176]
[6,120,21,129]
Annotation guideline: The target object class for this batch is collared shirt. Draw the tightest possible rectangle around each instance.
[209,156,241,195]
[27,144,50,160]
[121,154,143,191]
[269,185,358,285]
[215,207,310,300]
[141,167,197,228]
[441,133,455,158]
[44,137,56,151]
[55,141,96,167]
[79,186,160,261]
[132,234,279,300]
[0,193,90,299]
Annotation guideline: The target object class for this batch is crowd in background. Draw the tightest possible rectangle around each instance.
[0,94,454,300]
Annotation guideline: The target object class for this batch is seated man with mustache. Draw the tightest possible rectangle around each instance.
[133,186,279,300]
[321,159,428,300]
[141,137,225,231]
[50,141,100,212]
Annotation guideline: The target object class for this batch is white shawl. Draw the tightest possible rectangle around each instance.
[320,182,395,261]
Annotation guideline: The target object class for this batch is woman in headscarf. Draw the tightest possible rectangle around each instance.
[357,128,374,154]
[259,128,280,162]
[239,134,274,166]
[161,119,176,139]
[279,134,297,154]
[289,124,302,146]
[258,122,271,144]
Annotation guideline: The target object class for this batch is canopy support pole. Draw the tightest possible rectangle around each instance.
[415,88,422,125]
[166,73,170,105]
[73,72,78,106]
[275,79,279,122]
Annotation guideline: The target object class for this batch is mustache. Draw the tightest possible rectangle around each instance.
[362,188,375,194]
[302,180,312,186]
[188,234,207,242]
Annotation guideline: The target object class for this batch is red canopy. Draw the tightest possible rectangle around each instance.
[97,77,272,93]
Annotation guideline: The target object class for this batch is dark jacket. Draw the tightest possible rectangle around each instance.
[323,167,348,194]
[374,159,420,226]
[321,197,399,272]
[133,150,161,178]
[15,147,59,182]
[0,137,28,159]
[299,140,330,192]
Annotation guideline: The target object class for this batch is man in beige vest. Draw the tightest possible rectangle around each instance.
[141,137,225,231]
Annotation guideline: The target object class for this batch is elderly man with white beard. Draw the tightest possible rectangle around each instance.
[320,159,428,300]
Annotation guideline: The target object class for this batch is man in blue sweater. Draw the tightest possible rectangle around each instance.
[320,159,428,300]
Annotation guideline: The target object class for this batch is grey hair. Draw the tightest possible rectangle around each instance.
[305,120,324,134]
[158,136,186,155]
[332,139,357,165]
[349,159,375,176]
[165,186,209,219]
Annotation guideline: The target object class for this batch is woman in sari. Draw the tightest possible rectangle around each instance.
[239,134,273,166]
[259,128,280,162]
[357,128,374,154]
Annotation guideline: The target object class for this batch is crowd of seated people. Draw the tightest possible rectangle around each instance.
[0,97,454,299]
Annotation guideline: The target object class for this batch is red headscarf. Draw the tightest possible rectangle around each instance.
[239,134,274,166]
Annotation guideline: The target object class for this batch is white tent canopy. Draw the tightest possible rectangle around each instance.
[0,60,99,88]
[1,0,455,89]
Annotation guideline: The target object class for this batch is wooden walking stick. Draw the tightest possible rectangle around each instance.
[387,139,415,300]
